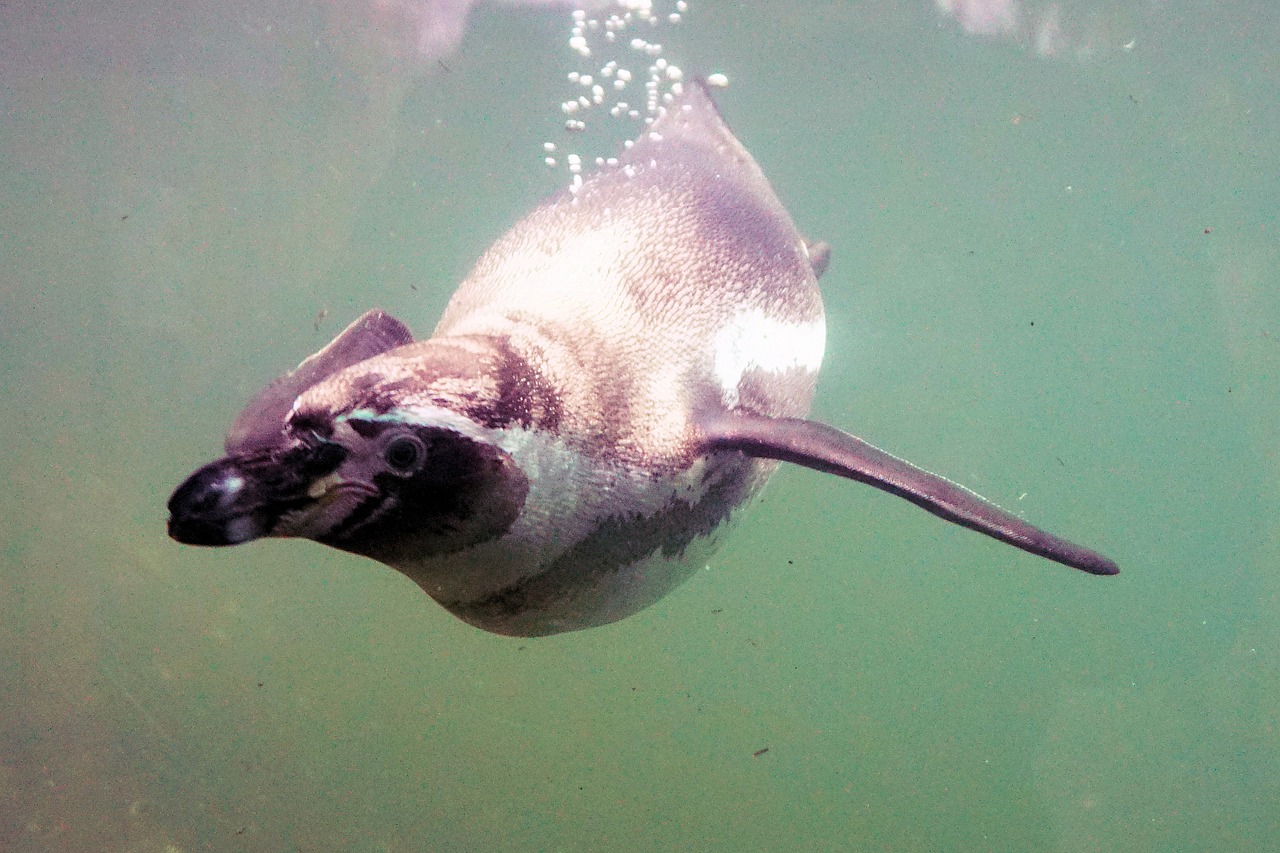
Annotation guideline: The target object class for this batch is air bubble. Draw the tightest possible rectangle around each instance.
[551,3,689,188]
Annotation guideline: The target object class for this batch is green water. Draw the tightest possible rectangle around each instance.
[3,1,1277,850]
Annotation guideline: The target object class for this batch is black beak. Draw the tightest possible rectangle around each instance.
[167,458,273,546]
[168,441,349,547]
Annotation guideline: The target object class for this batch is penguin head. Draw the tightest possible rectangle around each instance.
[167,311,530,565]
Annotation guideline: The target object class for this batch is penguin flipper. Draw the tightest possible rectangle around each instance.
[696,411,1118,576]
[226,309,414,453]
[804,240,831,279]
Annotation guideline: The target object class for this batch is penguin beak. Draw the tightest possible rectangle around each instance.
[167,458,276,546]
[167,442,350,547]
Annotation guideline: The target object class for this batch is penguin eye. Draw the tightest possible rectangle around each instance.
[383,435,424,473]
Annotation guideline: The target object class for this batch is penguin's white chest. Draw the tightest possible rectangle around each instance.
[389,422,771,636]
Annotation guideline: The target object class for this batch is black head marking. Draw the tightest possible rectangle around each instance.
[320,425,529,566]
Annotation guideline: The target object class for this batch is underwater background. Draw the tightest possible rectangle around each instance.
[2,0,1277,850]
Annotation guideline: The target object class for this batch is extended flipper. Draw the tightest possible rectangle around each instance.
[698,411,1118,576]
[225,310,414,454]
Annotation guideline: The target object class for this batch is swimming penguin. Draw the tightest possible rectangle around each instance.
[168,81,1116,637]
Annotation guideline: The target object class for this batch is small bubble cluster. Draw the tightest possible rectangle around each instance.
[545,1,706,192]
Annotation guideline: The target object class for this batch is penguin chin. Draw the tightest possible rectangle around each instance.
[271,481,382,543]
[318,429,532,568]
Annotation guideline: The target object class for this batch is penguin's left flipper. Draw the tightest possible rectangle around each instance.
[804,240,831,279]
[697,411,1118,576]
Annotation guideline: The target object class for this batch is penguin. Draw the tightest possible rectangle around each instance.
[168,81,1116,637]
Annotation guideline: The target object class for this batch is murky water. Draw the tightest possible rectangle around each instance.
[3,1,1277,850]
